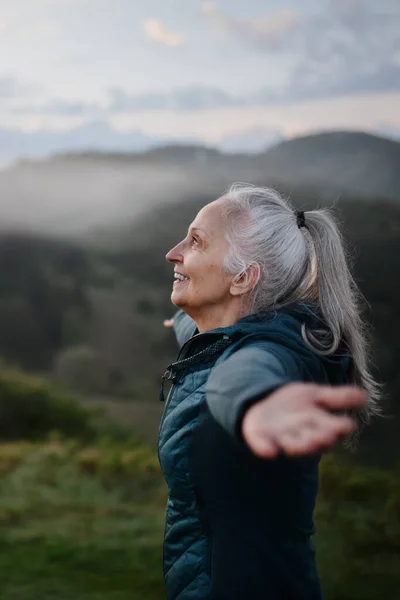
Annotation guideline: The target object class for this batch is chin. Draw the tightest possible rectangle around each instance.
[171,291,186,308]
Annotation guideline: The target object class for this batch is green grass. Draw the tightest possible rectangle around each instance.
[0,534,165,600]
[0,441,399,599]
[0,439,166,600]
[315,521,400,600]
[315,455,400,600]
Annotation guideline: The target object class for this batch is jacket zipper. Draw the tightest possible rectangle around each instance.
[158,331,232,580]
[159,331,231,403]
[158,331,231,440]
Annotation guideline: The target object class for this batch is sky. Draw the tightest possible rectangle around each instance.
[0,0,399,148]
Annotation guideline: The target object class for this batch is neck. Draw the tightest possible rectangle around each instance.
[188,299,249,333]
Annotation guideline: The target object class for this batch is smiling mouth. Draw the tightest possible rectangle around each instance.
[173,279,189,286]
[174,273,190,284]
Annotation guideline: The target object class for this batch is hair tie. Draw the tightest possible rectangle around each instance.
[295,210,306,229]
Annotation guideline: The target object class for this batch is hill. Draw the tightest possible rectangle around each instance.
[258,131,400,199]
[0,131,398,238]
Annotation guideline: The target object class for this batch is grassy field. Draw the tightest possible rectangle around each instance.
[0,439,166,600]
[0,434,399,599]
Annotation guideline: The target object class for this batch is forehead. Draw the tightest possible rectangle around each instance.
[190,201,225,235]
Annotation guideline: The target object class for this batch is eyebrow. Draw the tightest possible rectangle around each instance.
[189,227,208,237]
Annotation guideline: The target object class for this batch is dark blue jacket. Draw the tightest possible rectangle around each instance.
[158,303,350,600]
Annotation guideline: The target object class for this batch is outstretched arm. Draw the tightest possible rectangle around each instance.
[241,383,364,458]
[163,309,197,348]
[206,343,366,458]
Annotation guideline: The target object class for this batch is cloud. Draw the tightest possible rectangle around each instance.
[38,0,79,4]
[201,3,298,49]
[108,86,236,111]
[4,81,238,116]
[374,122,400,141]
[143,19,186,48]
[290,0,400,97]
[217,126,285,154]
[0,19,57,41]
[0,75,34,100]
[202,0,400,99]
[0,120,160,165]
[31,99,102,116]
[1,75,104,115]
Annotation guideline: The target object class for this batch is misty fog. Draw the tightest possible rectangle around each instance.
[0,132,398,242]
[0,153,242,239]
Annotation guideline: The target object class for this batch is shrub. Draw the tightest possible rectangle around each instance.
[0,438,164,519]
[316,454,400,599]
[0,363,96,442]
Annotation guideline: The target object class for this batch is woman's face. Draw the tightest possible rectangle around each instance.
[166,201,235,317]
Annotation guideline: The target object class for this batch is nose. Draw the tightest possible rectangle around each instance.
[166,242,183,264]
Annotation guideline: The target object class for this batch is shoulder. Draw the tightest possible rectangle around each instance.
[217,335,303,380]
[172,310,197,347]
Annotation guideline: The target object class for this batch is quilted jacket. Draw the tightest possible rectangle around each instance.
[158,303,350,600]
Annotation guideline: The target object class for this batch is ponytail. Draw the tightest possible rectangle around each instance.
[219,184,381,439]
[302,209,382,432]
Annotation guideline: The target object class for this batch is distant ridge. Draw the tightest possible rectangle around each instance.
[0,130,398,238]
[256,130,400,198]
[57,130,400,200]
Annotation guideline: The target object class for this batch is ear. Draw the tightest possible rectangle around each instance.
[230,263,260,297]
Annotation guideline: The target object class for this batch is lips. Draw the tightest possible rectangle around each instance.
[173,278,189,285]
[174,272,190,282]
[173,280,187,285]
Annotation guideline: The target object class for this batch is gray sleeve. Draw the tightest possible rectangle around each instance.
[205,344,300,442]
[172,309,197,348]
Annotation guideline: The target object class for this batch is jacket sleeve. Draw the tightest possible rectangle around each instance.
[171,309,197,348]
[205,343,301,442]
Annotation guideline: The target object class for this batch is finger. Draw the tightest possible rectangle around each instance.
[245,431,280,459]
[307,408,356,436]
[163,319,174,328]
[313,385,367,411]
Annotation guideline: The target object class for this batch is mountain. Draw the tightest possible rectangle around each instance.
[113,130,400,200]
[0,130,398,238]
[0,121,162,166]
[257,131,400,199]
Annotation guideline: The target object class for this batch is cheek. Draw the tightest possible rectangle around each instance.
[192,266,230,295]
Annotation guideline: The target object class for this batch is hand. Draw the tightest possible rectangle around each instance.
[163,318,174,328]
[241,383,367,459]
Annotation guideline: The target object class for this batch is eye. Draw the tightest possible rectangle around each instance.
[191,236,199,246]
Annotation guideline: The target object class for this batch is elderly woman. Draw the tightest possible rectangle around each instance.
[158,184,379,600]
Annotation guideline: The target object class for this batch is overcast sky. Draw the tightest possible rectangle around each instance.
[0,0,399,144]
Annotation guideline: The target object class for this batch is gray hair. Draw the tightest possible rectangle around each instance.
[218,183,381,434]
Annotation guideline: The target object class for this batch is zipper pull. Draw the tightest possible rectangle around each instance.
[159,369,175,402]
